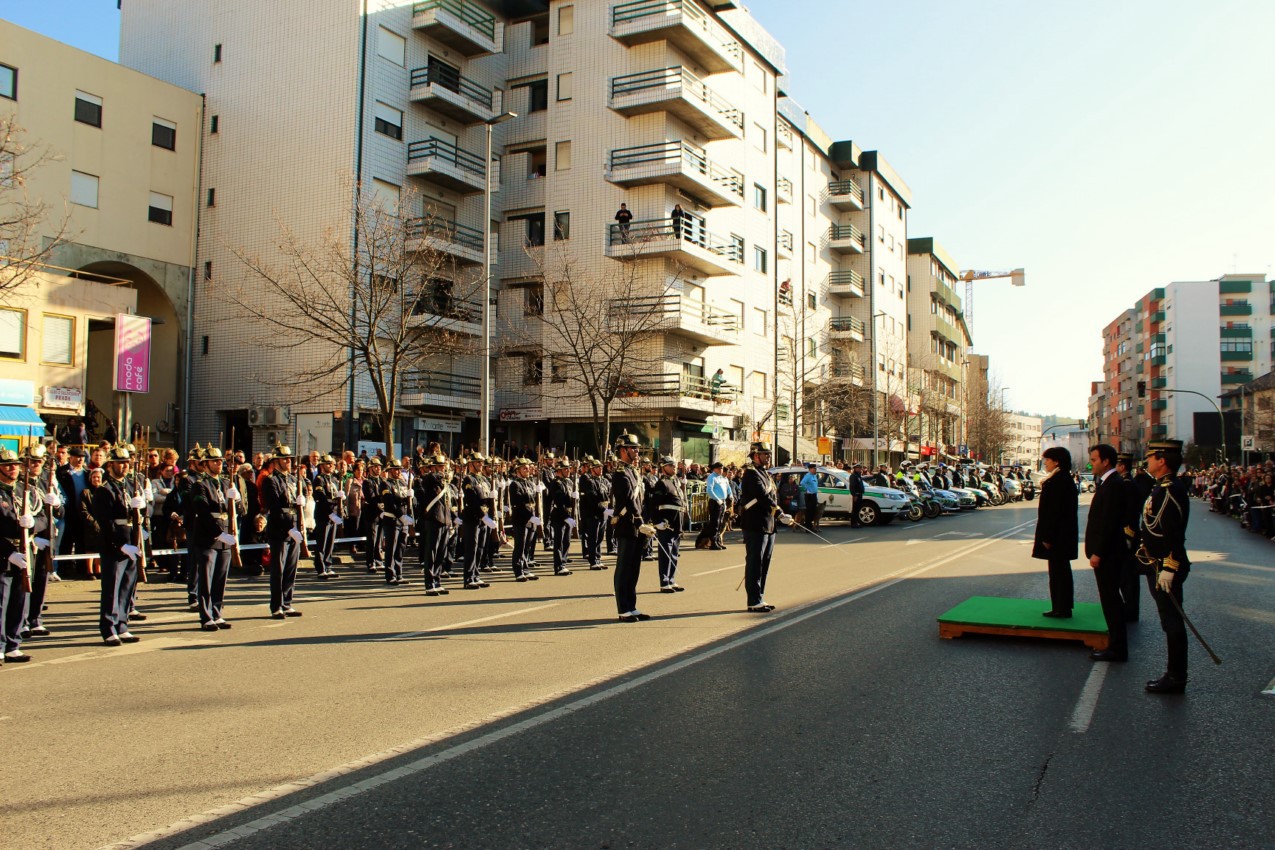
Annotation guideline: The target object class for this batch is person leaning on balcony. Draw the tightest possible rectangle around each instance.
[614,203,633,242]
[709,369,725,401]
[671,204,687,240]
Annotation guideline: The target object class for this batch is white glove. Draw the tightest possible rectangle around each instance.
[481,515,498,530]
[565,517,577,529]
[399,515,415,528]
[129,496,146,510]
[603,508,615,519]
[226,486,241,502]
[17,514,35,529]
[655,521,669,531]
[638,523,656,537]
[453,517,463,526]
[144,484,155,503]
[330,512,344,526]
[295,493,307,507]
[335,490,346,500]
[1156,569,1175,594]
[8,551,27,570]
[121,543,140,560]
[529,516,543,527]
[287,528,303,544]
[779,513,794,526]
[43,492,62,507]
[32,537,50,551]
[537,483,546,493]
[216,532,238,547]
[141,529,151,542]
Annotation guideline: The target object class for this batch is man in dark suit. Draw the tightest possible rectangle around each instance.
[1085,444,1129,661]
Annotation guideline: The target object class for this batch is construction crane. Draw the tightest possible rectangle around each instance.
[960,268,1025,339]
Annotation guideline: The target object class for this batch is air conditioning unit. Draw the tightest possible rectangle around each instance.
[248,407,265,427]
[267,406,292,426]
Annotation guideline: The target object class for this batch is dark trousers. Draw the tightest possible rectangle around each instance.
[482,522,499,569]
[1092,560,1128,655]
[446,525,459,564]
[851,496,864,526]
[605,518,616,553]
[98,553,137,638]
[421,519,449,588]
[366,515,386,570]
[526,523,540,565]
[657,529,681,586]
[614,536,642,614]
[512,525,531,577]
[184,544,199,602]
[581,513,603,564]
[382,519,406,582]
[708,500,726,546]
[550,520,571,568]
[196,546,231,624]
[804,493,820,529]
[461,521,487,584]
[742,530,774,607]
[312,517,337,574]
[1047,556,1074,613]
[1,569,27,652]
[1147,571,1189,679]
[25,559,49,630]
[1118,554,1140,621]
[268,534,301,613]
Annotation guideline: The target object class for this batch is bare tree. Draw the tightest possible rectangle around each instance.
[966,377,1011,462]
[229,183,479,449]
[775,297,829,460]
[0,115,70,299]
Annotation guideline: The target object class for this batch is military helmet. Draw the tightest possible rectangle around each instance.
[555,458,573,469]
[0,448,21,465]
[613,431,643,449]
[467,452,486,464]
[272,443,293,460]
[23,444,47,461]
[659,455,676,466]
[203,446,224,460]
[367,455,382,467]
[107,446,132,462]
[750,441,772,454]
[319,453,336,464]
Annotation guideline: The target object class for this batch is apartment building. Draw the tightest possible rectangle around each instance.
[1096,274,1273,455]
[0,20,201,446]
[1004,411,1042,467]
[906,237,970,456]
[1086,379,1106,446]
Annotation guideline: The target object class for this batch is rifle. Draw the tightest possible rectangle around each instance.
[228,427,242,568]
[18,458,33,593]
[42,440,57,574]
[295,466,311,560]
[131,451,148,584]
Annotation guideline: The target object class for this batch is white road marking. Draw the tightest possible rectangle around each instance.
[691,562,745,577]
[1261,676,1275,697]
[41,637,217,667]
[373,603,561,642]
[906,540,921,546]
[0,716,11,722]
[105,517,1036,850]
[1068,663,1109,733]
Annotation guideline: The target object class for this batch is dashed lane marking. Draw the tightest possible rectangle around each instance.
[372,603,562,642]
[1068,662,1109,733]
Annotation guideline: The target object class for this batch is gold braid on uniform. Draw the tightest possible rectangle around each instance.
[1139,479,1184,572]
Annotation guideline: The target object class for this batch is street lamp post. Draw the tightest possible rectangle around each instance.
[480,111,517,456]
[870,310,887,468]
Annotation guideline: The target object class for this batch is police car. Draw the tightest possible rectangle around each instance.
[769,465,911,526]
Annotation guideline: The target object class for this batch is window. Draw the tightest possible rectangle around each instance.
[510,212,545,246]
[877,224,885,243]
[70,170,99,208]
[41,314,74,365]
[751,59,767,92]
[213,43,222,63]
[753,307,767,336]
[558,5,574,35]
[531,14,550,45]
[204,261,213,280]
[753,246,767,274]
[753,370,768,399]
[373,102,403,140]
[898,205,904,220]
[528,79,548,112]
[206,187,216,207]
[0,308,25,360]
[753,183,767,211]
[148,191,174,226]
[556,72,573,101]
[0,152,13,188]
[1,64,17,100]
[377,26,406,66]
[210,114,219,134]
[152,118,177,150]
[555,140,571,171]
[524,284,544,317]
[371,178,399,213]
[74,91,102,127]
[729,365,745,392]
[523,354,543,384]
[201,336,209,355]
[807,291,817,310]
[753,122,766,152]
[553,211,570,240]
[807,338,817,358]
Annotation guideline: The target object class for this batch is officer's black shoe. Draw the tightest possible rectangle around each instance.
[103,635,123,646]
[660,585,676,593]
[554,568,571,576]
[4,652,32,663]
[271,611,286,619]
[282,609,303,617]
[129,611,148,621]
[202,622,220,632]
[425,589,440,596]
[29,626,50,637]
[671,584,685,592]
[316,573,330,581]
[1089,649,1127,662]
[747,605,774,613]
[466,581,485,589]
[1145,674,1187,694]
[119,632,140,643]
[514,576,528,583]
[1042,610,1072,619]
[216,621,232,629]
[437,587,450,595]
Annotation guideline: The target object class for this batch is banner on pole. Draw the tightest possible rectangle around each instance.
[113,314,152,393]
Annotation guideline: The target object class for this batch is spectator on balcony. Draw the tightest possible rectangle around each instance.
[709,369,725,401]
[778,279,792,306]
[671,204,688,241]
[614,203,633,242]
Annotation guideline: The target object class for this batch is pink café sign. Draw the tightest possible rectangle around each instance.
[113,314,152,393]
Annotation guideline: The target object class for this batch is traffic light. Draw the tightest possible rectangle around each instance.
[1136,381,1146,398]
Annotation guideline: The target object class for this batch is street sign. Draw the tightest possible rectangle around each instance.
[1242,435,1255,451]
[817,436,831,455]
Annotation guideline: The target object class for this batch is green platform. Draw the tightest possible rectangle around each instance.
[937,596,1109,649]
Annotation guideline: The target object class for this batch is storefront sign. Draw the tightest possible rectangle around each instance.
[42,386,83,410]
[0,378,35,407]
[113,314,152,393]
[415,417,462,433]
[498,408,541,422]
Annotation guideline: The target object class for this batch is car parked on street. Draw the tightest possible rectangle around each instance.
[769,465,911,526]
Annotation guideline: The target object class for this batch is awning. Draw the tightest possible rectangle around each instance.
[0,405,47,437]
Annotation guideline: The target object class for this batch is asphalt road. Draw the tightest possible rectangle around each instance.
[4,498,1272,849]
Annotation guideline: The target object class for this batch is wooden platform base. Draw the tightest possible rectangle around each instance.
[938,621,1109,650]
[937,596,1109,651]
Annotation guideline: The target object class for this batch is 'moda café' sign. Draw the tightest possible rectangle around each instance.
[113,314,152,393]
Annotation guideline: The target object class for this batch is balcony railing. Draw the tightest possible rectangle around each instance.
[830,363,866,383]
[829,316,866,336]
[777,176,793,203]
[408,138,486,178]
[1220,302,1252,316]
[406,138,487,193]
[404,369,481,399]
[414,0,495,39]
[827,223,865,252]
[411,288,482,325]
[619,371,739,402]
[826,270,865,295]
[610,0,744,73]
[607,218,744,264]
[609,66,743,137]
[825,178,865,209]
[1221,370,1254,384]
[412,0,499,56]
[405,217,485,257]
[609,293,739,344]
[409,65,495,122]
[607,140,743,203]
[778,230,794,255]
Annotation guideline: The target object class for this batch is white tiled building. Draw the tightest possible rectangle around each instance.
[906,237,970,457]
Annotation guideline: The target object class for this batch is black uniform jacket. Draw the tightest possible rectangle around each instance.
[737,467,779,533]
[1032,470,1078,561]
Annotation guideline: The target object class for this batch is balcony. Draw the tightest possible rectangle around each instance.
[777,122,794,151]
[1151,377,1167,389]
[829,362,867,386]
[608,293,739,346]
[932,315,961,345]
[405,217,486,266]
[409,65,496,124]
[1151,425,1169,438]
[824,178,865,211]
[1220,302,1252,317]
[1221,349,1253,362]
[777,230,793,258]
[411,0,501,57]
[617,371,740,415]
[826,223,865,254]
[606,219,742,276]
[777,176,793,204]
[1150,310,1165,323]
[1151,399,1168,411]
[1220,325,1253,338]
[406,138,487,194]
[401,369,482,410]
[605,141,743,207]
[609,67,743,141]
[827,270,865,298]
[1150,354,1166,366]
[609,0,744,74]
[828,315,866,342]
[409,289,482,336]
[1220,279,1252,294]
[1221,370,1254,385]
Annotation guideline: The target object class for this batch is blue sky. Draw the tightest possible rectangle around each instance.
[7,0,1274,418]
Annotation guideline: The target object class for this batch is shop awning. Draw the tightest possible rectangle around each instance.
[0,405,47,437]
